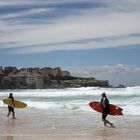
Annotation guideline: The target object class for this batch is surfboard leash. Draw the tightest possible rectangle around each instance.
[122,116,132,128]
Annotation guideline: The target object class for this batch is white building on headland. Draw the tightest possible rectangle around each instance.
[8,71,44,89]
[26,73,44,89]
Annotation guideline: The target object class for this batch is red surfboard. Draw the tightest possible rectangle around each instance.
[89,101,123,116]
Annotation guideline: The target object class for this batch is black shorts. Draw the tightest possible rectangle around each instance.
[102,108,109,119]
[8,106,14,112]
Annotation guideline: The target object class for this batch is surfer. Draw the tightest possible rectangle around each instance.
[101,92,113,127]
[7,93,16,119]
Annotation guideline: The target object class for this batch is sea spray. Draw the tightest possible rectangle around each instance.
[0,87,140,115]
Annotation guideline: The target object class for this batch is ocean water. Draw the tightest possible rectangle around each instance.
[0,86,140,115]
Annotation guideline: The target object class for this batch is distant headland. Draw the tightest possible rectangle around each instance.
[0,66,109,89]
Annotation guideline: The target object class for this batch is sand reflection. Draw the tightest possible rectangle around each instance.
[5,136,14,140]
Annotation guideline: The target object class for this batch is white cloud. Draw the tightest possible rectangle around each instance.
[0,0,140,54]
[1,8,52,19]
[0,0,92,7]
[66,64,140,86]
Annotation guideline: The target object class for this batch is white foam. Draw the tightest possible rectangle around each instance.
[0,100,5,107]
[0,87,140,98]
[26,101,63,109]
[0,86,140,115]
[0,86,140,98]
[123,104,140,115]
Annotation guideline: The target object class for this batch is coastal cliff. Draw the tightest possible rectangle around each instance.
[0,66,109,89]
[45,76,109,88]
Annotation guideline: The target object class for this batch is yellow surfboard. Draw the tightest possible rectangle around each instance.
[3,98,27,108]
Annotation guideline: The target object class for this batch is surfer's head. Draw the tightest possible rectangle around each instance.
[102,92,106,98]
[9,93,13,96]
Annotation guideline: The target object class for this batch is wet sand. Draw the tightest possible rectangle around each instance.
[0,107,140,140]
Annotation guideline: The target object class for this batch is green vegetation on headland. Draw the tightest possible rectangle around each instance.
[0,66,109,89]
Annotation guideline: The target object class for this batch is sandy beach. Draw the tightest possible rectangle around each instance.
[0,107,140,140]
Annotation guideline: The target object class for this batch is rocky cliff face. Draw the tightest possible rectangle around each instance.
[0,66,109,89]
[44,76,109,88]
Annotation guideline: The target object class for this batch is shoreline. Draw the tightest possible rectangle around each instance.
[0,86,127,90]
[0,107,140,140]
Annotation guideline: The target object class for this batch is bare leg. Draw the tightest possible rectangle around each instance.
[7,111,11,118]
[12,111,16,119]
[102,119,107,126]
[105,119,113,126]
[103,119,113,127]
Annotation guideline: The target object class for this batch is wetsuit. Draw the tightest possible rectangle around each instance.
[101,97,109,119]
[8,95,14,112]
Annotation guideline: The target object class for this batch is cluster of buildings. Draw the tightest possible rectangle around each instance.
[0,66,71,89]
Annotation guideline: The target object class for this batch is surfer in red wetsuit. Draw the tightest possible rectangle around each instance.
[7,93,16,119]
[101,93,113,127]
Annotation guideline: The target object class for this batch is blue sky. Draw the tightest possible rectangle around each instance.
[0,0,140,86]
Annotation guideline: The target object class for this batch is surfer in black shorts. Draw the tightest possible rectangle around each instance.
[7,93,16,119]
[101,93,113,127]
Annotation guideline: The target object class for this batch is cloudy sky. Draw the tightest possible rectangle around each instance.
[0,0,140,86]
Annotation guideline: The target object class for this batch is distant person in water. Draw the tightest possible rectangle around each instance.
[7,93,16,119]
[101,92,113,127]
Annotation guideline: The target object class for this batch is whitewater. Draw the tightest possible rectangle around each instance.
[0,86,140,115]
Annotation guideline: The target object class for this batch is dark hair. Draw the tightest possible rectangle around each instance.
[102,92,107,99]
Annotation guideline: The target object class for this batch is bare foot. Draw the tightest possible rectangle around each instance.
[110,123,115,128]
